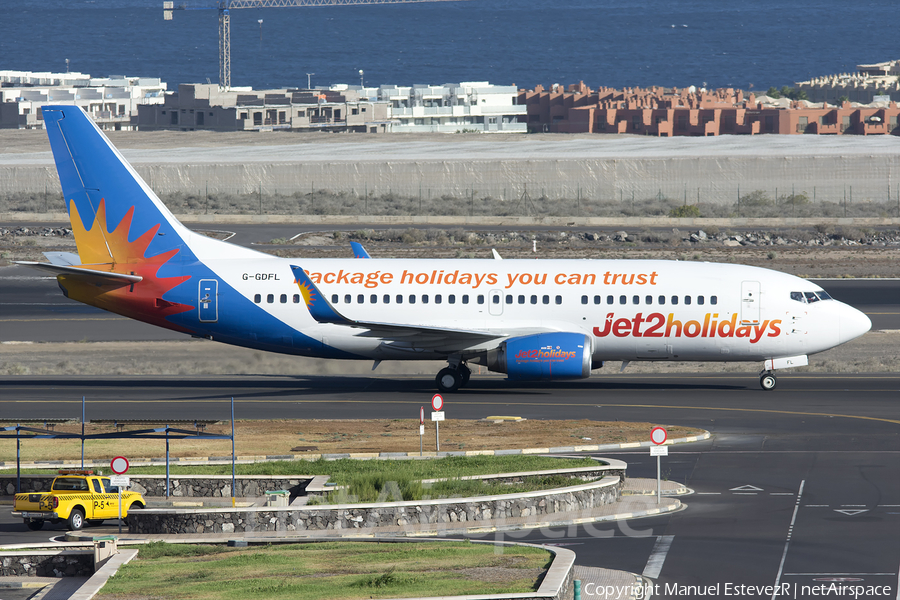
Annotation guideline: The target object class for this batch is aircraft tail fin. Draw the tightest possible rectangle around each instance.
[42,105,192,268]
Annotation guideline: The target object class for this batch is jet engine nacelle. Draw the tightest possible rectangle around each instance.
[488,332,593,380]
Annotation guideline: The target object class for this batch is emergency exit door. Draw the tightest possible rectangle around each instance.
[199,279,218,323]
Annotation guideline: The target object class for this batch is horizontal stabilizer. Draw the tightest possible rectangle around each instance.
[15,261,143,286]
[42,252,81,266]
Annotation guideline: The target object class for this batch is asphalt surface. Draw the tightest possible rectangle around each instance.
[2,374,899,599]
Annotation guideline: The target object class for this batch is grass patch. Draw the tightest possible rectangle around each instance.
[3,455,597,480]
[99,541,551,600]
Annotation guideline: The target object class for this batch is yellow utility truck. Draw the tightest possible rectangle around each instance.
[12,470,145,530]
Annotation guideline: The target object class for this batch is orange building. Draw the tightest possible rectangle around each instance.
[518,83,900,136]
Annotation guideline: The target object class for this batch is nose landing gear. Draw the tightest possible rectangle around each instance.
[759,370,777,391]
[435,362,471,393]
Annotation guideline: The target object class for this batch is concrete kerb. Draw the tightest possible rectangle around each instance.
[0,431,711,470]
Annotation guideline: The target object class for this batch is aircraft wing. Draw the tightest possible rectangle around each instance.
[290,264,505,347]
[15,261,143,286]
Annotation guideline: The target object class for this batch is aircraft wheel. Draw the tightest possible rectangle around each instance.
[760,372,777,391]
[436,368,462,393]
[458,364,471,387]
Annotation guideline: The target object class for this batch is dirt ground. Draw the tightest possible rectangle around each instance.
[0,419,703,462]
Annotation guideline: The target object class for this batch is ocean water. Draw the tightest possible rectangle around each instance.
[3,0,898,92]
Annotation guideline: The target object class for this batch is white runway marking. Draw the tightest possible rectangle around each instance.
[772,479,805,600]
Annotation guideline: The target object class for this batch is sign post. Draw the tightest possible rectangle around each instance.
[650,428,668,505]
[419,406,425,456]
[110,456,130,534]
[431,394,444,452]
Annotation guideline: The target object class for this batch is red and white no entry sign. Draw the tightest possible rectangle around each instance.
[420,406,425,424]
[431,394,444,411]
[110,456,130,474]
[650,427,667,445]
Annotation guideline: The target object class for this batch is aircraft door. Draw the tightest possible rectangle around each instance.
[488,289,503,316]
[199,279,218,323]
[741,281,760,325]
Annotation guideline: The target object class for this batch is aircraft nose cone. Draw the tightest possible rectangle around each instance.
[839,304,871,344]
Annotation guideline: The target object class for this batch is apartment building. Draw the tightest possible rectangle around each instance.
[136,83,390,133]
[0,70,167,130]
[520,81,900,136]
[379,82,526,133]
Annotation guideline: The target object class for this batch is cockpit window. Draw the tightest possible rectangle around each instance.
[804,292,820,303]
[816,291,832,301]
[790,292,805,303]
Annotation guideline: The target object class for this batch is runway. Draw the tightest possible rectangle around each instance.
[2,374,899,598]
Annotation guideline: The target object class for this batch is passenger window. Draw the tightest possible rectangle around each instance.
[671,296,679,305]
[555,295,562,305]
[685,296,692,305]
[332,294,338,303]
[462,295,469,304]
[267,294,274,303]
[383,294,391,304]
[645,295,652,305]
[518,295,525,304]
[370,294,378,304]
[790,292,805,303]
[396,294,403,304]
[280,294,287,304]
[698,296,705,305]
[435,295,442,304]
[344,294,351,304]
[491,294,500,304]
[531,295,538,305]
[449,294,456,304]
[594,295,602,305]
[477,295,485,305]
[542,295,550,305]
[581,295,588,305]
[293,294,300,304]
[254,294,261,303]
[658,295,666,305]
[632,295,639,305]
[357,294,364,304]
[422,294,429,304]
[409,295,416,304]
[505,294,512,304]
[804,292,820,303]
[619,295,627,305]
[711,296,717,305]
[607,295,614,305]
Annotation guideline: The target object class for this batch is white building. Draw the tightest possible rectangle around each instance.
[0,70,167,130]
[374,82,526,133]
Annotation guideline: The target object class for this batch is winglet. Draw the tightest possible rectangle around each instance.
[350,241,371,259]
[290,265,350,325]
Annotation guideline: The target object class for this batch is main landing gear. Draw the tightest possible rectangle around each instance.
[759,370,777,391]
[435,362,471,393]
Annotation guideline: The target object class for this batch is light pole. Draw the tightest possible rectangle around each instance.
[306,72,314,89]
[65,58,69,73]
[359,69,364,88]
[257,19,263,42]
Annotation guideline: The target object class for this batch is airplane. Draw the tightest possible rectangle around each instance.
[19,105,871,393]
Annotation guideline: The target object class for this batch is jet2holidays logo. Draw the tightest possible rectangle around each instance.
[593,312,782,343]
